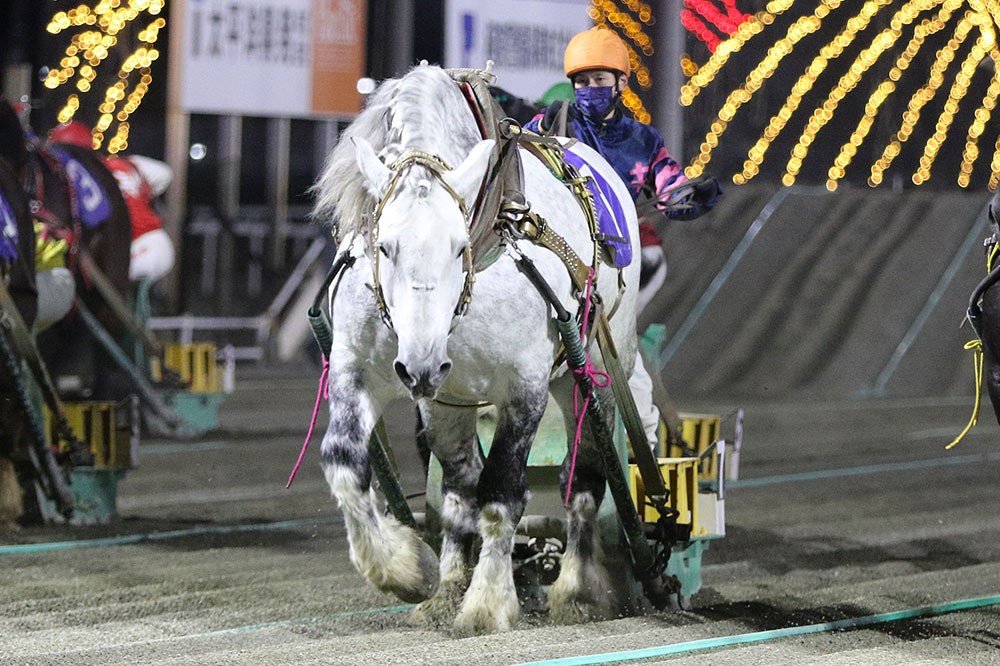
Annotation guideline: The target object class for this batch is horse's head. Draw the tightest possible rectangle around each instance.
[354,137,494,398]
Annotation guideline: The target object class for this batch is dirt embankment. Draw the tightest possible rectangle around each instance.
[641,183,991,403]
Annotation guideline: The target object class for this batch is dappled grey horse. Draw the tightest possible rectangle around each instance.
[310,64,648,634]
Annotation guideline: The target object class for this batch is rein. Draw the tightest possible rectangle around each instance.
[368,149,475,332]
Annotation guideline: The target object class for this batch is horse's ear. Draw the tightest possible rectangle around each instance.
[353,137,392,198]
[444,139,495,204]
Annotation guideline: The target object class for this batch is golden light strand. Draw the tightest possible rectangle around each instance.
[739,0,925,186]
[829,6,953,190]
[590,1,656,122]
[783,4,926,187]
[688,0,847,178]
[911,20,990,185]
[989,131,1000,189]
[957,63,1000,187]
[869,12,974,185]
[44,0,165,152]
[687,0,1000,189]
[680,0,798,105]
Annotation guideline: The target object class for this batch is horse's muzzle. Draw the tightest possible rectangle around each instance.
[394,359,452,399]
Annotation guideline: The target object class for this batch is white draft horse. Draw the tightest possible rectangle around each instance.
[311,64,644,634]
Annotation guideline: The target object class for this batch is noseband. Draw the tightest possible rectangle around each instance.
[368,149,476,331]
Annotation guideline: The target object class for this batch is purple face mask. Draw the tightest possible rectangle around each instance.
[575,85,616,120]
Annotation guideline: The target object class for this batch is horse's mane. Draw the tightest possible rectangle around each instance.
[311,65,480,240]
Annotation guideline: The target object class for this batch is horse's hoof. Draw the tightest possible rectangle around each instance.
[547,579,616,625]
[360,525,440,603]
[547,598,614,625]
[383,537,440,603]
[452,608,516,636]
[452,595,518,636]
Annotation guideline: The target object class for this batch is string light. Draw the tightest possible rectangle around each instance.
[591,0,656,123]
[684,0,1000,189]
[682,0,753,52]
[688,0,848,178]
[44,0,165,152]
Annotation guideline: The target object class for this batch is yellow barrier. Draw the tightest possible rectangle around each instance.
[629,457,701,534]
[47,402,130,468]
[155,342,221,393]
[661,412,721,478]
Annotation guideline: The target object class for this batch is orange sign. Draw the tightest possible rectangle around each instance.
[176,0,365,118]
[311,0,366,115]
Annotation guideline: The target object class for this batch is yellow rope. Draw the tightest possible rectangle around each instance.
[946,339,984,450]
[949,240,999,449]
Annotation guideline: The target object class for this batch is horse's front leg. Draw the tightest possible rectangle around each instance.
[453,383,548,636]
[321,366,439,603]
[410,400,483,628]
[546,377,617,624]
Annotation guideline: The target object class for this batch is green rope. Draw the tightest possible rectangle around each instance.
[514,595,1000,666]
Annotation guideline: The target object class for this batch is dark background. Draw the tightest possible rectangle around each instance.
[4,0,997,191]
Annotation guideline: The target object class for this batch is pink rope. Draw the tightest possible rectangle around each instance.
[564,271,610,507]
[286,357,331,488]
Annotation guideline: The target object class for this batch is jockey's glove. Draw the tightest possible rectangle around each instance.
[540,101,576,134]
[691,175,721,205]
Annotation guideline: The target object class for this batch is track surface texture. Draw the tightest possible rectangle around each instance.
[3,184,1000,664]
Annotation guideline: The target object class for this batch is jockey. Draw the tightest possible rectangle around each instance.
[525,27,722,312]
[32,221,75,333]
[48,122,176,284]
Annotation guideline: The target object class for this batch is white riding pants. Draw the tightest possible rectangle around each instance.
[34,267,75,333]
[629,351,663,448]
[129,228,175,283]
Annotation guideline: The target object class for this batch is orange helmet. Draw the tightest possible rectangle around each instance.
[49,121,93,148]
[563,28,631,78]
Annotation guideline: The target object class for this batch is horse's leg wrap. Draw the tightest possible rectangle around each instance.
[549,377,618,622]
[548,491,617,623]
[412,490,478,627]
[412,402,482,627]
[453,501,519,636]
[322,374,439,603]
[453,385,546,635]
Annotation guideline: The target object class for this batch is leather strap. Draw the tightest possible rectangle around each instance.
[595,310,669,503]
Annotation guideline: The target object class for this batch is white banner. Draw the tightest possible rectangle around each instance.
[444,0,592,103]
[178,0,365,117]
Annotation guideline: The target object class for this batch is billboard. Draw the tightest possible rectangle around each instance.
[444,0,593,103]
[176,0,365,117]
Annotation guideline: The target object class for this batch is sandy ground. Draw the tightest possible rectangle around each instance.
[1,366,998,665]
[3,185,1000,663]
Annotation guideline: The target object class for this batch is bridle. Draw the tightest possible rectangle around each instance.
[368,149,476,332]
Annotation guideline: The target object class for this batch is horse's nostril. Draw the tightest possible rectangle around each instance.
[394,361,414,388]
[439,361,452,378]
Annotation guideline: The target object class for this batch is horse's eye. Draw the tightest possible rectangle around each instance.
[455,244,467,260]
[379,244,390,258]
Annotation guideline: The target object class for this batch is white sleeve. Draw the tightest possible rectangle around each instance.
[127,155,174,197]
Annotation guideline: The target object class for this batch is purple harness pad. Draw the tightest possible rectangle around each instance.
[563,146,632,268]
[0,192,19,263]
[51,149,112,229]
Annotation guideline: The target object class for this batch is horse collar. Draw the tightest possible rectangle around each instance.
[369,149,476,332]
